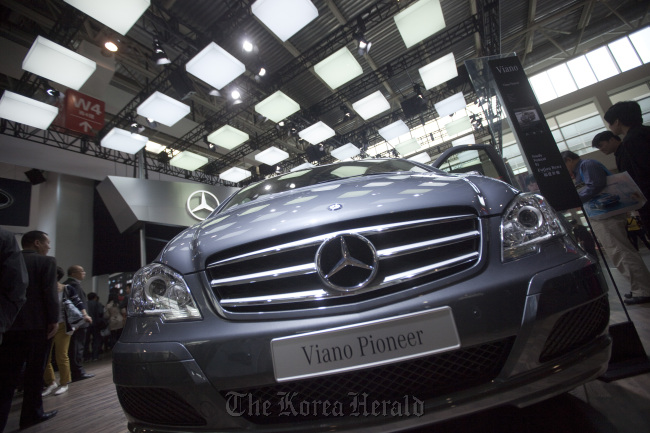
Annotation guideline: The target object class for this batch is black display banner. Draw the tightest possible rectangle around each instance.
[488,57,581,211]
[0,178,31,226]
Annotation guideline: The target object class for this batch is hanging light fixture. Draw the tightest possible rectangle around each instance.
[152,37,171,65]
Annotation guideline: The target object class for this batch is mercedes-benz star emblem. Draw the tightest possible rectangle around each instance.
[187,190,220,221]
[316,234,379,292]
[0,189,14,210]
[328,203,343,211]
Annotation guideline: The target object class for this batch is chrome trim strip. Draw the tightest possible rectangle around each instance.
[210,263,316,286]
[377,230,479,258]
[220,289,329,306]
[206,214,476,268]
[382,252,479,284]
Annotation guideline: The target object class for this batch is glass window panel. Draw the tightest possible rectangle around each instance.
[565,130,605,154]
[505,155,525,172]
[586,47,619,81]
[629,27,650,63]
[608,37,642,72]
[609,84,650,104]
[547,63,577,97]
[567,56,598,88]
[529,72,557,103]
[555,102,598,127]
[551,129,564,143]
[555,140,568,152]
[638,96,650,115]
[559,116,604,140]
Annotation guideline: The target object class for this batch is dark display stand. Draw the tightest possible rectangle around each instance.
[470,54,650,382]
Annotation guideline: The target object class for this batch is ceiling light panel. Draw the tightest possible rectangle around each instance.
[255,91,300,123]
[419,52,458,90]
[63,0,150,36]
[314,47,363,89]
[251,0,318,42]
[395,138,421,156]
[298,121,335,144]
[378,120,410,141]
[170,151,209,171]
[352,91,390,120]
[445,116,472,136]
[452,135,476,146]
[220,167,252,183]
[255,146,289,166]
[435,92,466,118]
[394,0,446,48]
[22,36,96,90]
[0,91,58,130]
[145,140,166,154]
[101,127,148,154]
[185,42,246,90]
[207,125,249,150]
[331,143,360,160]
[291,162,315,172]
[137,91,190,127]
[408,153,431,164]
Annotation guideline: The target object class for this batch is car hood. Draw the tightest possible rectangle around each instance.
[157,172,519,274]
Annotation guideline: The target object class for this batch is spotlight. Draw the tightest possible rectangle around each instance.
[231,89,241,100]
[413,84,423,99]
[355,34,372,56]
[209,89,222,97]
[243,40,254,52]
[355,17,371,56]
[145,117,158,128]
[104,40,119,52]
[278,120,285,127]
[152,37,171,65]
[129,115,145,133]
[258,67,266,77]
[340,104,352,119]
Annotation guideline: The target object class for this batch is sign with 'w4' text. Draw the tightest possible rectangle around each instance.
[64,89,105,136]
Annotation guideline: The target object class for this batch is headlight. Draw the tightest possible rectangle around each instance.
[501,193,565,262]
[129,263,201,321]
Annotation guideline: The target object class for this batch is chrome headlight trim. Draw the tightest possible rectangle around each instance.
[501,193,566,262]
[129,263,202,321]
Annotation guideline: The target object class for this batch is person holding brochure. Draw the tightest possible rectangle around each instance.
[562,150,650,305]
[598,100,650,236]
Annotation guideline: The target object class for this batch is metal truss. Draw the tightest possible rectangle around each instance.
[0,119,225,185]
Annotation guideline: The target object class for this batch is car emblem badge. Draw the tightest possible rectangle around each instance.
[328,203,343,211]
[187,190,220,221]
[316,234,379,292]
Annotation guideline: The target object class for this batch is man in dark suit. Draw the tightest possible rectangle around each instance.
[0,227,28,345]
[0,230,59,431]
[64,265,94,381]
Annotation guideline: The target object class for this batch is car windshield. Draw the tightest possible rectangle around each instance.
[220,159,435,212]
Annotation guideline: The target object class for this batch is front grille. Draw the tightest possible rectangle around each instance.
[221,337,515,423]
[206,211,481,312]
[539,295,610,363]
[116,386,206,427]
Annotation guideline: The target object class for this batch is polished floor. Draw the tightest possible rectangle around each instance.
[5,250,650,433]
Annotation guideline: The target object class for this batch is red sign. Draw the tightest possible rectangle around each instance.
[64,89,105,136]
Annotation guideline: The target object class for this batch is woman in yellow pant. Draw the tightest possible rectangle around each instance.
[42,267,91,397]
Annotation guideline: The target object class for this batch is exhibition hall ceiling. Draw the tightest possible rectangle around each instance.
[0,0,647,185]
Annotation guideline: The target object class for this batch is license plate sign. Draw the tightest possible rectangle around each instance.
[271,307,460,381]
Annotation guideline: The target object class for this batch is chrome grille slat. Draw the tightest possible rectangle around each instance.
[206,212,482,312]
[207,214,476,268]
[211,263,316,286]
[377,230,480,258]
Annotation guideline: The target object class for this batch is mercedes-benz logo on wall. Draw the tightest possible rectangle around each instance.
[187,190,220,221]
[316,234,379,292]
[0,189,14,210]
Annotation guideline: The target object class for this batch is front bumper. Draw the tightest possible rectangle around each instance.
[113,253,611,433]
